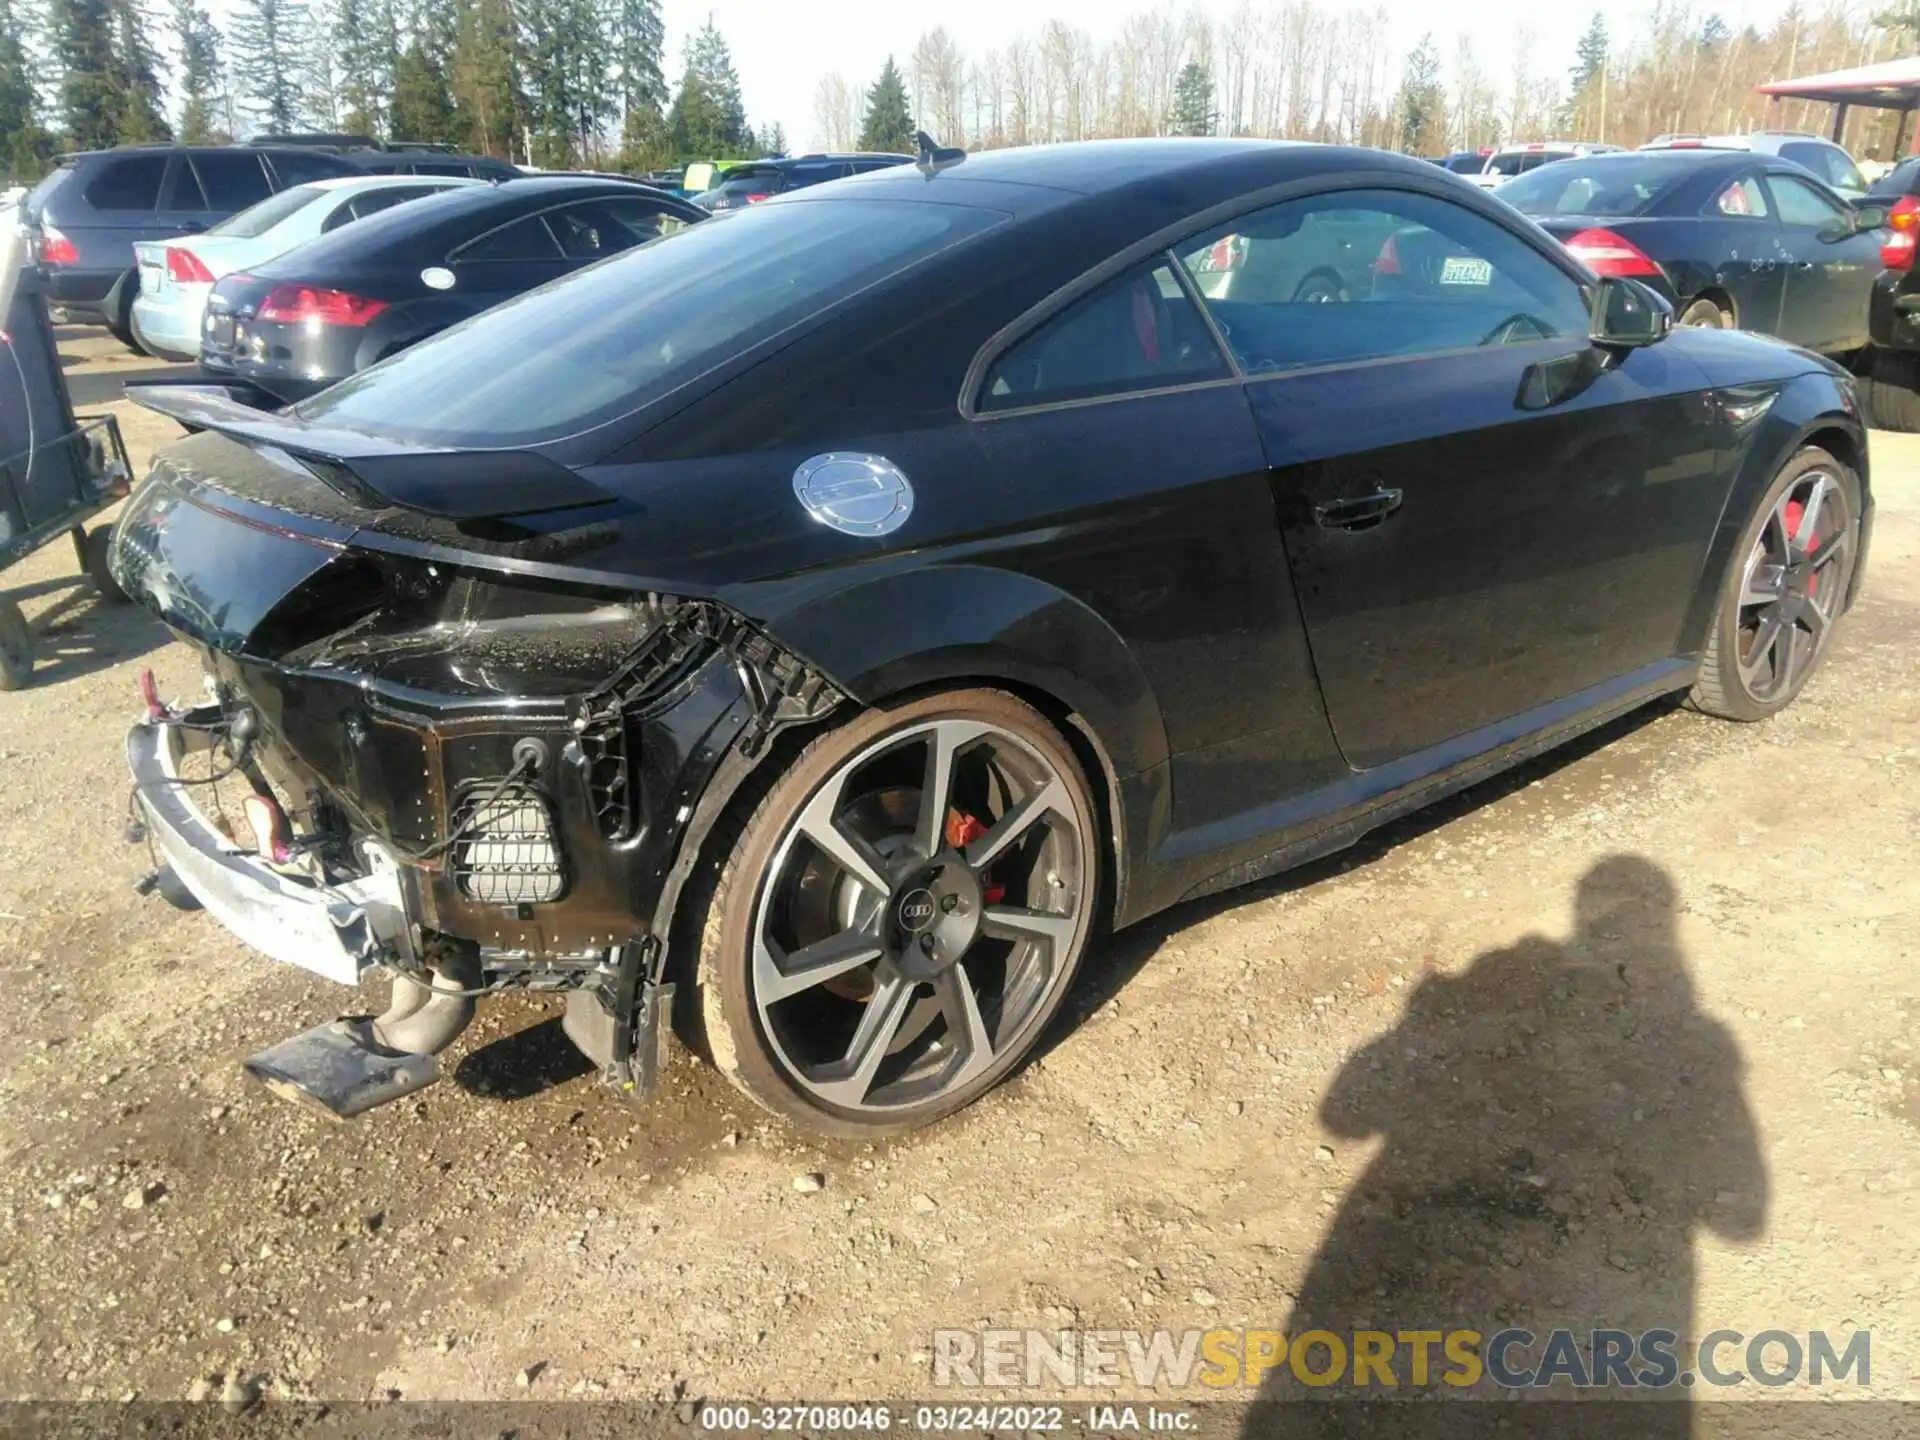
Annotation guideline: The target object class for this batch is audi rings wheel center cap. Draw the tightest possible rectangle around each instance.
[896,889,938,934]
[892,863,984,979]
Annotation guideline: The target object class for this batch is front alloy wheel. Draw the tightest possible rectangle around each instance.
[694,690,1099,1134]
[1690,446,1860,721]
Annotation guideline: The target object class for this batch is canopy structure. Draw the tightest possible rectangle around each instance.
[1757,57,1920,153]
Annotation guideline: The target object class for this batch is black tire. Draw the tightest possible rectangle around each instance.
[1689,445,1861,722]
[154,864,203,912]
[104,314,148,357]
[82,526,127,602]
[1678,297,1730,329]
[1865,350,1920,432]
[0,597,32,691]
[692,688,1100,1137]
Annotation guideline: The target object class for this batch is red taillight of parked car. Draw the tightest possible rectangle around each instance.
[1880,194,1920,271]
[36,226,78,266]
[1562,227,1663,279]
[1374,234,1400,274]
[744,192,771,203]
[166,248,215,284]
[256,284,389,327]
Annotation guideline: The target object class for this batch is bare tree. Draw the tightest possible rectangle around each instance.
[811,71,858,151]
[912,27,968,145]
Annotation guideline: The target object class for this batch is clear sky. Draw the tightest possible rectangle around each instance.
[658,0,1795,152]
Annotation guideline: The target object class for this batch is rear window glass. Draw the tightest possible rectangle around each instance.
[1487,151,1563,177]
[456,213,561,260]
[208,183,327,237]
[1497,157,1690,217]
[1779,141,1864,193]
[83,155,166,210]
[298,198,1004,446]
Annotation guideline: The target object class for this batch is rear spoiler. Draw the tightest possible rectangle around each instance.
[123,381,615,522]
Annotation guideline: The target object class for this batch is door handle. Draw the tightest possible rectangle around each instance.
[1314,487,1404,532]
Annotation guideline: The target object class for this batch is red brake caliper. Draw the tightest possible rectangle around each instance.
[945,810,1006,903]
[1784,498,1819,595]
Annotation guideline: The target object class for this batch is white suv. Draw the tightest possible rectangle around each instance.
[1467,142,1625,188]
[1640,132,1866,199]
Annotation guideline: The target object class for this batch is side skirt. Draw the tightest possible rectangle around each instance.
[1167,659,1695,906]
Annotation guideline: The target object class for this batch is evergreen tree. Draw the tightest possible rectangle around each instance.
[50,0,121,149]
[333,0,393,136]
[1568,14,1608,93]
[520,0,611,165]
[452,0,521,154]
[1396,33,1445,155]
[857,56,913,153]
[602,0,663,128]
[390,35,455,142]
[110,0,171,141]
[300,0,342,129]
[665,22,745,158]
[1167,58,1213,136]
[0,0,54,182]
[172,0,223,141]
[617,100,669,170]
[761,119,786,156]
[230,0,306,134]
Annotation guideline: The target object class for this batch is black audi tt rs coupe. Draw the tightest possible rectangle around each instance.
[112,138,1871,1138]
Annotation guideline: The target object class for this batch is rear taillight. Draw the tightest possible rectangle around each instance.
[1563,227,1663,279]
[1668,138,1703,148]
[744,192,771,203]
[36,225,77,266]
[256,284,388,327]
[166,248,215,284]
[1882,194,1920,271]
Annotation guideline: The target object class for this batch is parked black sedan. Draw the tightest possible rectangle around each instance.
[115,140,1868,1139]
[1497,149,1886,357]
[182,176,704,403]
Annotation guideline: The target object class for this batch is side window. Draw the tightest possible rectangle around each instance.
[597,197,693,244]
[161,160,209,211]
[1710,177,1769,217]
[268,151,354,187]
[1769,174,1848,228]
[82,155,167,211]
[1176,189,1588,374]
[979,260,1230,413]
[414,161,473,177]
[782,161,849,190]
[454,213,561,261]
[320,199,359,233]
[192,153,273,211]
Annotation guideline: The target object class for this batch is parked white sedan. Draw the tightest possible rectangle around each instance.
[129,174,480,362]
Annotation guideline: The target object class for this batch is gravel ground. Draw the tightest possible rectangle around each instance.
[2,331,1918,1410]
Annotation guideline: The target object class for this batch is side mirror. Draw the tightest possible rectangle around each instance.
[1848,204,1888,234]
[1589,275,1673,350]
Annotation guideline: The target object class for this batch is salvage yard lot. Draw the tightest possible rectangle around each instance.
[2,330,1918,1405]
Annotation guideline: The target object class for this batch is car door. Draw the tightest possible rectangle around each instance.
[1695,169,1787,333]
[1764,170,1879,353]
[969,257,1352,832]
[1176,185,1726,771]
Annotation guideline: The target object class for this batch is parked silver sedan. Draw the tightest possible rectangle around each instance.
[129,174,480,362]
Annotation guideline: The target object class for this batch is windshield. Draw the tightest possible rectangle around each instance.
[1869,155,1920,199]
[1497,157,1687,217]
[297,197,1007,447]
[1778,141,1865,195]
[208,184,327,238]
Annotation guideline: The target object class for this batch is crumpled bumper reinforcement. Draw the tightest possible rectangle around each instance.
[126,711,406,987]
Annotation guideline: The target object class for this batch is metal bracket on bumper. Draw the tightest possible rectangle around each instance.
[126,712,407,987]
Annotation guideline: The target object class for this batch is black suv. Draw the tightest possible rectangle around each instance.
[21,144,360,349]
[692,153,913,212]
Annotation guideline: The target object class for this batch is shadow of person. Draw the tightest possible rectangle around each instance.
[1244,856,1766,1436]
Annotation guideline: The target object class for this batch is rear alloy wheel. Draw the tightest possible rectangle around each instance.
[695,690,1099,1135]
[1689,447,1860,721]
[1679,297,1730,329]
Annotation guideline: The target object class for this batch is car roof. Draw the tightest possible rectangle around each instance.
[815,138,1438,217]
[302,173,484,193]
[251,175,694,276]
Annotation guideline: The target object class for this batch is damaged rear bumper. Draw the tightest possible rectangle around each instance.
[127,709,409,987]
